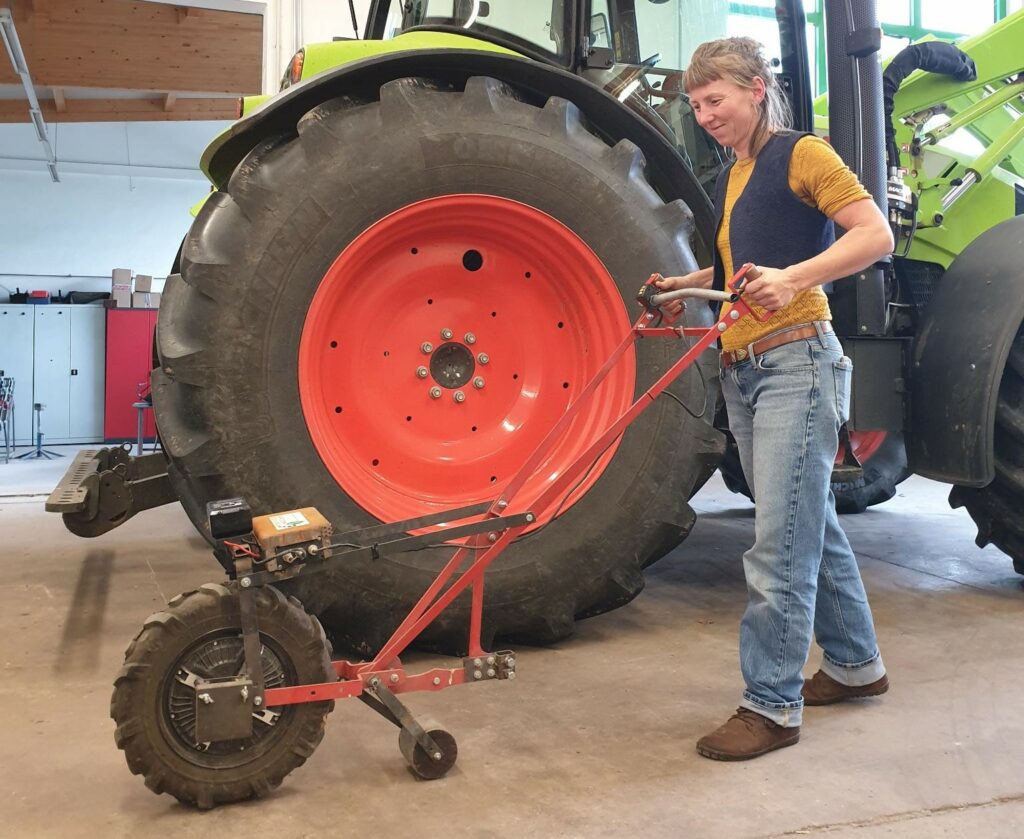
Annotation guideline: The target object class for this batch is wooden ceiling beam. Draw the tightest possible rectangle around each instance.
[52,85,66,112]
[0,95,239,122]
[0,0,262,94]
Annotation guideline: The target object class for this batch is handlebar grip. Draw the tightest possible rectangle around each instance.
[729,262,760,292]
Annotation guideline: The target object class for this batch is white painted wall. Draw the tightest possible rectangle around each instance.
[0,120,229,297]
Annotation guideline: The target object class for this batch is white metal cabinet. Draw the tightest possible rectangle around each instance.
[32,306,72,442]
[69,307,105,440]
[0,304,106,447]
[0,305,35,445]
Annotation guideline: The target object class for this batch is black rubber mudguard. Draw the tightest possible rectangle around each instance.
[202,48,713,261]
[908,216,1024,485]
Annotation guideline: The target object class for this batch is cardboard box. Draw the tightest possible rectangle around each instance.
[134,274,153,292]
[132,291,161,308]
[112,287,132,308]
[112,268,132,308]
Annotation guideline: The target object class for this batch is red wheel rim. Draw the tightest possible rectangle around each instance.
[835,430,887,466]
[299,195,634,531]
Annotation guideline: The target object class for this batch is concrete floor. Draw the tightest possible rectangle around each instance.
[2,445,1023,838]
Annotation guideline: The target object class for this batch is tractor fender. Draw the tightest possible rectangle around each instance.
[908,215,1024,486]
[201,48,713,260]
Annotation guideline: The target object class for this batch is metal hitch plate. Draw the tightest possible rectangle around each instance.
[462,650,517,682]
[194,676,256,743]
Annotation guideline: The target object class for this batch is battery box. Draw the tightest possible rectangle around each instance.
[251,507,332,553]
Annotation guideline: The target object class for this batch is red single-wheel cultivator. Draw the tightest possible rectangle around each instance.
[110,266,764,809]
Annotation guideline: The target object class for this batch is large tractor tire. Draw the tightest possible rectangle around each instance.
[950,325,1024,573]
[154,77,724,655]
[718,428,909,513]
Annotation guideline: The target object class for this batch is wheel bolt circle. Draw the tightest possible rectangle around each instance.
[421,342,433,354]
[430,387,442,399]
[453,391,466,403]
[473,377,485,389]
[416,366,428,379]
[440,328,453,340]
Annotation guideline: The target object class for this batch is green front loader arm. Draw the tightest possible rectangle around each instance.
[814,10,1024,269]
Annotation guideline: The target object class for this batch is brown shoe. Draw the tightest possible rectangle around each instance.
[696,708,800,761]
[802,670,889,706]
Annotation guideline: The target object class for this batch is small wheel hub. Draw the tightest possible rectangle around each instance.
[429,341,475,389]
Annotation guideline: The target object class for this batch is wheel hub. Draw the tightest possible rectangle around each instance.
[429,341,476,389]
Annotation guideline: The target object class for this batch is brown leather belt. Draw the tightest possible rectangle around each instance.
[721,321,833,368]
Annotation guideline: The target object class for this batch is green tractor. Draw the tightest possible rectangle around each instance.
[50,1,1024,656]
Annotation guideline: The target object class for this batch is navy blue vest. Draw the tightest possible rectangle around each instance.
[711,131,835,294]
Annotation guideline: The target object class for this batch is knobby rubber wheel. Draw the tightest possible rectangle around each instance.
[154,76,724,655]
[718,426,909,514]
[950,325,1024,574]
[111,583,334,809]
[398,721,458,780]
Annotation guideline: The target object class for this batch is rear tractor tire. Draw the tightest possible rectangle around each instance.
[950,325,1024,574]
[154,76,724,655]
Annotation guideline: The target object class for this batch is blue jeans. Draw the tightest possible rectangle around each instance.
[722,325,885,728]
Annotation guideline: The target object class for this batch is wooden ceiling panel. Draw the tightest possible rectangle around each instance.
[0,0,262,95]
[0,95,239,121]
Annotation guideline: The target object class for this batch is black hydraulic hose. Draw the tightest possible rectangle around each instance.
[883,42,977,169]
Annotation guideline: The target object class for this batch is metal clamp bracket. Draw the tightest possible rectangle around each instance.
[463,650,517,682]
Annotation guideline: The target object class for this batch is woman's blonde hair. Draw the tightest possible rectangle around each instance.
[683,37,792,157]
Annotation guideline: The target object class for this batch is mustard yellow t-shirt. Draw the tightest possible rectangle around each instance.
[718,135,871,351]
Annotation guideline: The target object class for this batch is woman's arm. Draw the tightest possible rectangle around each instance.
[743,198,894,312]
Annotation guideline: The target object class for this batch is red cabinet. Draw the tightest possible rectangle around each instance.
[104,309,157,441]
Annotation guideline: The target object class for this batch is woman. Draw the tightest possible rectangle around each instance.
[656,37,894,761]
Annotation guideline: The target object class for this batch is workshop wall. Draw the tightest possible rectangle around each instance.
[0,119,229,300]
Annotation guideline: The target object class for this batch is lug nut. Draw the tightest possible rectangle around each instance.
[465,332,476,344]
[473,377,485,389]
[421,342,433,354]
[454,391,466,403]
[440,328,453,340]
[478,353,489,365]
[430,387,442,399]
[487,668,496,678]
[416,366,428,378]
